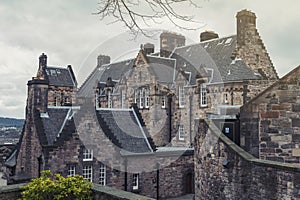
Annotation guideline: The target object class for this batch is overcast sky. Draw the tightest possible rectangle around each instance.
[1,0,299,119]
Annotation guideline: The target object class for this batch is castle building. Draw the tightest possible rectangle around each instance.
[5,9,286,199]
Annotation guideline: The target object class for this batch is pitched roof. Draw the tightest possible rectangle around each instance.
[172,35,260,84]
[147,55,176,84]
[77,54,176,97]
[45,66,77,87]
[96,108,154,154]
[40,107,73,145]
[77,59,134,98]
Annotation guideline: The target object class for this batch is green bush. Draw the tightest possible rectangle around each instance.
[20,170,93,200]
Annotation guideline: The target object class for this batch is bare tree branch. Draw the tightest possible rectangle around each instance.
[94,0,205,37]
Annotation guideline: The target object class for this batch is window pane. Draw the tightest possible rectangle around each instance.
[83,165,93,182]
[99,164,106,186]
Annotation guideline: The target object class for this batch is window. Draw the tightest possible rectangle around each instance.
[83,165,93,182]
[54,97,59,106]
[107,90,112,108]
[224,93,228,104]
[135,89,139,105]
[83,148,93,161]
[68,166,76,177]
[140,89,144,108]
[99,164,106,186]
[145,89,150,108]
[200,84,207,107]
[178,125,185,141]
[179,86,185,108]
[121,90,126,109]
[161,96,166,108]
[133,174,139,190]
[135,87,150,109]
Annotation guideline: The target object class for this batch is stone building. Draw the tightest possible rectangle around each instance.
[193,10,300,200]
[5,8,286,199]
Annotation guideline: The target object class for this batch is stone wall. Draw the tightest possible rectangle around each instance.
[195,119,300,200]
[0,183,155,200]
[241,66,300,163]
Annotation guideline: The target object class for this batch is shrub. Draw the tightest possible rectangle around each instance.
[20,170,93,200]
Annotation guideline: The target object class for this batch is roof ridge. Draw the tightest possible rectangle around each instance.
[173,34,237,51]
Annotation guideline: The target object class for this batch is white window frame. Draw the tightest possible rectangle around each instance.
[83,165,93,182]
[68,166,76,177]
[107,90,112,108]
[133,174,139,190]
[178,125,185,141]
[83,148,93,161]
[145,88,150,108]
[200,84,207,107]
[134,89,138,104]
[161,96,166,108]
[99,164,106,186]
[179,86,185,108]
[140,89,144,108]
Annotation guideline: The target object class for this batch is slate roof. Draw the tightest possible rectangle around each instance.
[172,35,260,84]
[147,55,176,84]
[77,55,176,97]
[45,66,77,87]
[5,149,16,167]
[96,108,153,154]
[40,107,72,145]
[77,59,134,98]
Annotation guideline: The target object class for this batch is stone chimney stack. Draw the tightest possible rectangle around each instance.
[200,31,219,42]
[97,55,111,67]
[236,9,257,46]
[39,53,47,67]
[160,32,185,58]
[144,43,155,55]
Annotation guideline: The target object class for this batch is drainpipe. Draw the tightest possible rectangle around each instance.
[189,94,193,147]
[156,163,160,200]
[124,158,128,191]
[168,95,172,143]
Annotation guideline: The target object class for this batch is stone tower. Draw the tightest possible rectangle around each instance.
[236,9,278,80]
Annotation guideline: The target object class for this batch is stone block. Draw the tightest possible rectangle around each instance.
[292,119,300,127]
[292,104,300,112]
[261,112,279,119]
[293,134,300,142]
[281,143,295,149]
[292,149,300,157]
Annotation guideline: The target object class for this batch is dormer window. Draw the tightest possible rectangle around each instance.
[83,148,93,161]
[135,87,150,109]
[178,125,185,141]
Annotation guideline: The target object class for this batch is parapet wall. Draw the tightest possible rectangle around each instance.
[194,119,300,200]
[0,183,155,200]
